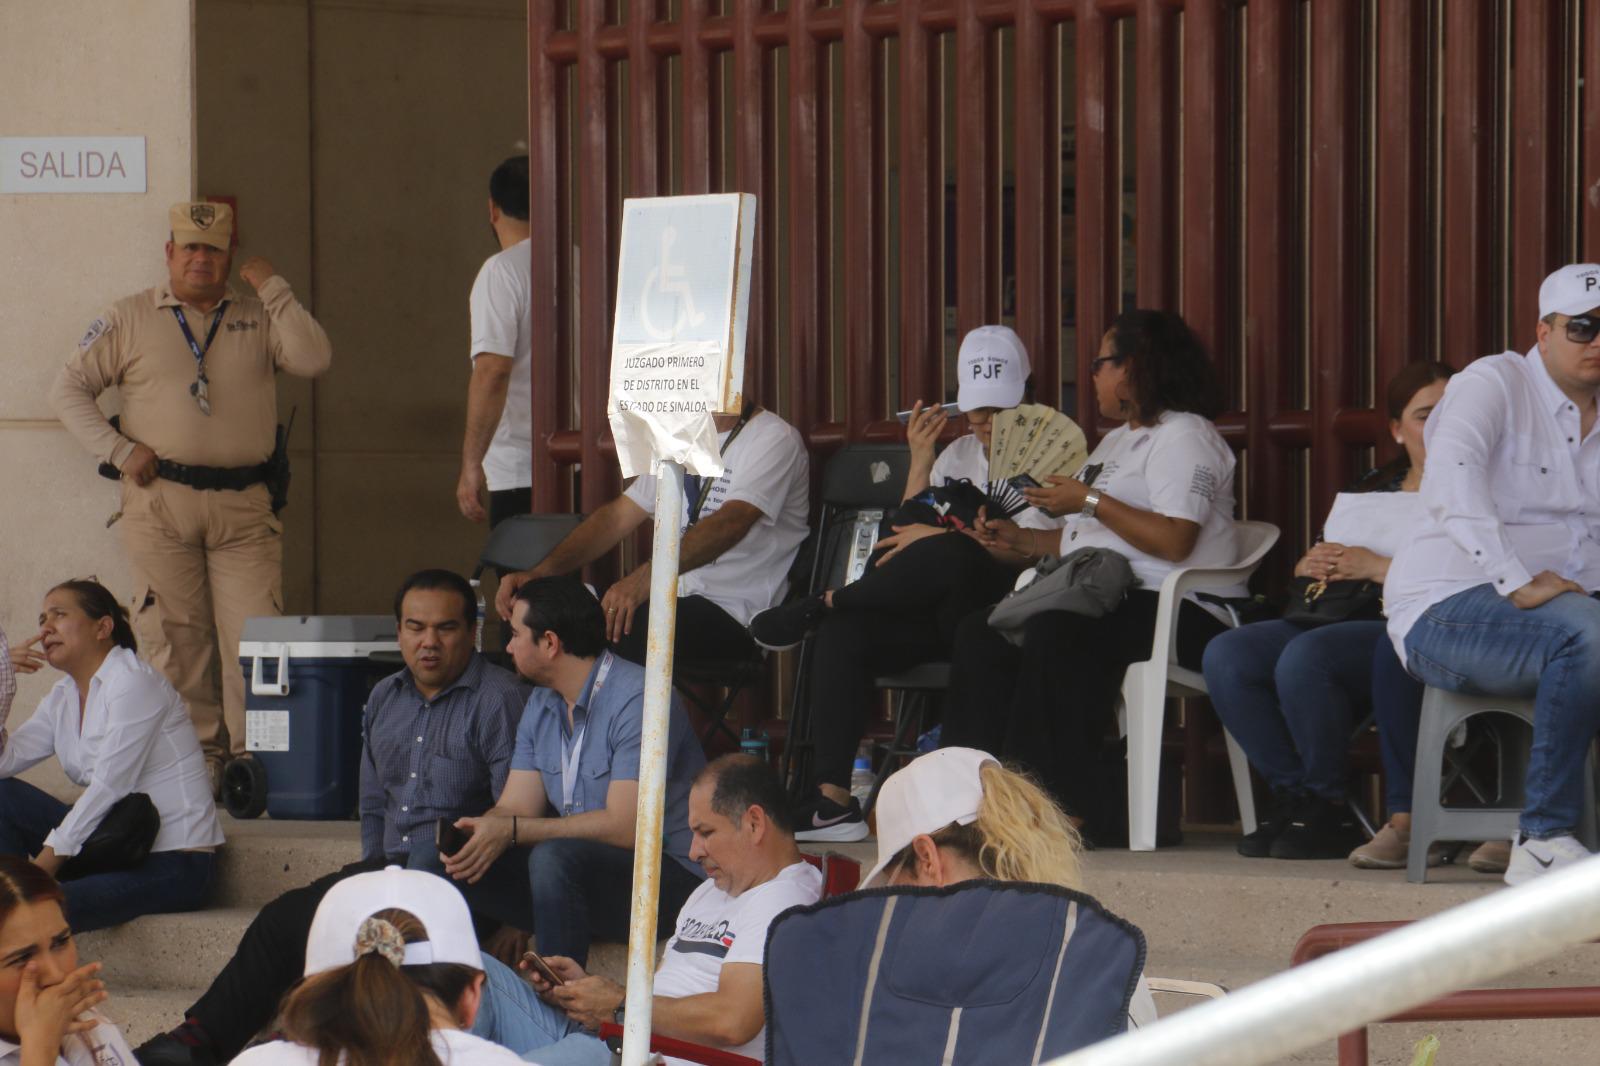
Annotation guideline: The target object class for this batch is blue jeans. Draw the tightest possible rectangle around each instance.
[470,953,607,1065]
[1203,620,1423,811]
[522,838,702,968]
[1403,583,1600,838]
[0,778,216,933]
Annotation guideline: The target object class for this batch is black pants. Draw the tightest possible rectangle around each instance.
[489,487,532,528]
[612,594,759,666]
[804,533,1018,790]
[942,590,1226,824]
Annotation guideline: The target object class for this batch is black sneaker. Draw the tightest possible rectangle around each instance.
[749,597,828,651]
[1269,797,1367,860]
[793,793,869,842]
[1236,791,1298,858]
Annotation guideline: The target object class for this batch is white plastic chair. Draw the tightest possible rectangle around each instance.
[1119,519,1280,851]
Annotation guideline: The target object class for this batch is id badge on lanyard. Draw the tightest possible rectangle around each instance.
[561,650,614,814]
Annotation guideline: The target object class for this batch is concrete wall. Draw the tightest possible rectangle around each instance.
[196,0,528,616]
[0,0,196,715]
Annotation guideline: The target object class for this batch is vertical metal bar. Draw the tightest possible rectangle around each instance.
[577,2,616,520]
[1134,0,1178,308]
[788,0,824,439]
[897,1,939,409]
[1508,0,1566,336]
[619,464,684,1066]
[1075,0,1118,438]
[955,1,989,336]
[732,0,768,405]
[1336,1028,1371,1066]
[1374,0,1429,409]
[1586,0,1600,262]
[681,0,713,195]
[1180,0,1234,396]
[1439,0,1499,364]
[842,0,881,432]
[629,0,662,195]
[1305,0,1361,521]
[1243,0,1297,570]
[529,2,563,513]
[1014,1,1055,405]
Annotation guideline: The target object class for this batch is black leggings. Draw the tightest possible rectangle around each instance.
[942,590,1226,821]
[803,532,1018,790]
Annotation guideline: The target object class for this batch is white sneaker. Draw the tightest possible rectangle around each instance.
[1503,833,1591,886]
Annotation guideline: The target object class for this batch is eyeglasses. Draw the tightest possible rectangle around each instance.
[1089,353,1127,374]
[1564,316,1600,345]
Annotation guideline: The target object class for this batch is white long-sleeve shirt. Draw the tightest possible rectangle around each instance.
[0,1014,136,1066]
[0,647,223,856]
[1385,346,1600,659]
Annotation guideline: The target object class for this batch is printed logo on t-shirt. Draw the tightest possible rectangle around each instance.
[1188,466,1218,502]
[673,915,736,958]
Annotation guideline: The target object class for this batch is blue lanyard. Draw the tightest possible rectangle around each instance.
[561,651,615,814]
[170,302,229,371]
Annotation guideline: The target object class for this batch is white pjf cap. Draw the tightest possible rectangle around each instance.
[1538,264,1600,319]
[956,325,1030,412]
[303,866,482,976]
[861,747,999,888]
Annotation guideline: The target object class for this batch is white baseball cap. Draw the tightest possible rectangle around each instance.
[956,326,1030,412]
[862,747,999,888]
[303,866,482,976]
[1538,264,1600,319]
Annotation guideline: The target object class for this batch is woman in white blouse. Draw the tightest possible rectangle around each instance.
[945,310,1237,843]
[0,856,136,1066]
[0,581,222,932]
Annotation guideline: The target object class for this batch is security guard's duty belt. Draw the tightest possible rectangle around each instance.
[156,459,269,492]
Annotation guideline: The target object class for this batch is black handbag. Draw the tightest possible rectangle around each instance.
[1280,576,1383,628]
[58,792,161,881]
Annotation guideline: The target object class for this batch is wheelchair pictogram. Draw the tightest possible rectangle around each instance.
[639,225,708,340]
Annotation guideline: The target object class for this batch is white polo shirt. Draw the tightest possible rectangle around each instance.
[0,647,224,856]
[469,238,533,492]
[1055,411,1240,592]
[624,410,810,626]
[1384,347,1600,659]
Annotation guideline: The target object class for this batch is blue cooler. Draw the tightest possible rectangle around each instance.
[237,615,399,819]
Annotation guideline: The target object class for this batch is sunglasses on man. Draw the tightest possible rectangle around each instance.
[1562,315,1600,345]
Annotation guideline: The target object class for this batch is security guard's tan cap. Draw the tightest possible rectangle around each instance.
[169,201,233,250]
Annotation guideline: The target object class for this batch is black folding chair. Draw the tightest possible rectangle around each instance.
[782,444,948,804]
[472,514,584,665]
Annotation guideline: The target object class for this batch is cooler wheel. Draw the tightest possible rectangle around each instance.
[223,755,268,819]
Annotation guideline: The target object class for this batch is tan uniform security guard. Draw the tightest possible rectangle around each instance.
[51,202,332,782]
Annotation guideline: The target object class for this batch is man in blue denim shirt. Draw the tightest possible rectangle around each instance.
[444,576,706,965]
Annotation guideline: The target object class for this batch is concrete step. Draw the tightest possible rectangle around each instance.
[211,814,362,908]
[98,988,195,1047]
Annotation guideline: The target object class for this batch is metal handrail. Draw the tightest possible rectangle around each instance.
[1047,853,1600,1066]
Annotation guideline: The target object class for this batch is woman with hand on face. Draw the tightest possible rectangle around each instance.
[749,326,1086,842]
[0,581,222,933]
[941,310,1238,842]
[1201,363,1475,868]
[0,855,130,1066]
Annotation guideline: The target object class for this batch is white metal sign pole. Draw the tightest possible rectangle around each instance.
[619,463,682,1066]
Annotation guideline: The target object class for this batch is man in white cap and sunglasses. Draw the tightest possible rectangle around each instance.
[1384,263,1600,885]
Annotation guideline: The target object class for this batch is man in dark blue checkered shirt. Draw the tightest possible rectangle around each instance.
[137,568,530,1066]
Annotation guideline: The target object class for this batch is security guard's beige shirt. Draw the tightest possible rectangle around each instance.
[52,276,331,468]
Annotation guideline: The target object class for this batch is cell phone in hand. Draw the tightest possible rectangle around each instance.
[1009,473,1041,490]
[522,949,565,986]
[894,401,960,424]
[437,817,470,857]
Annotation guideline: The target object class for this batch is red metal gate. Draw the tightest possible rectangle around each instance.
[527,0,1600,812]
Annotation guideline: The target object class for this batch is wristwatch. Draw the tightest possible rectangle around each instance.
[1081,490,1102,518]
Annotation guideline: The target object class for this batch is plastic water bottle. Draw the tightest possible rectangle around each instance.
[849,745,875,805]
[470,579,486,652]
[740,727,770,765]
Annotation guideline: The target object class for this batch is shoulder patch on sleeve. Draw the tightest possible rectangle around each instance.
[78,316,112,351]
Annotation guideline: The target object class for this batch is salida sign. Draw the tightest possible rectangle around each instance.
[1,137,147,194]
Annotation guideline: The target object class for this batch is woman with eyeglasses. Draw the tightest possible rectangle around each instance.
[943,310,1238,843]
[0,581,222,932]
[0,855,132,1066]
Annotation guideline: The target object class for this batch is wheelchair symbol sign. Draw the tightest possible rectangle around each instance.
[639,226,708,340]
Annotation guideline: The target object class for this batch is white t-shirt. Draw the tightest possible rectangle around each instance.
[930,434,1064,533]
[232,1029,524,1066]
[0,647,224,856]
[1056,411,1239,592]
[1319,489,1422,559]
[653,860,823,1062]
[0,1016,135,1066]
[624,411,811,626]
[469,239,533,492]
